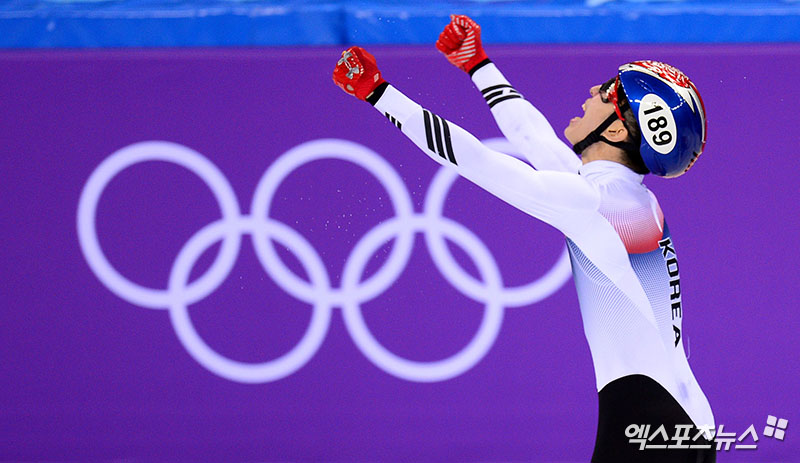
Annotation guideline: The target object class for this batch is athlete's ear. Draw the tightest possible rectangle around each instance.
[604,120,628,143]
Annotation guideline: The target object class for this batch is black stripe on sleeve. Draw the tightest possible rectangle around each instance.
[481,84,524,108]
[467,59,492,77]
[384,113,402,130]
[440,119,457,165]
[432,114,446,160]
[366,82,390,106]
[488,94,523,109]
[423,110,435,152]
[481,84,514,95]
[484,88,520,102]
[423,109,457,166]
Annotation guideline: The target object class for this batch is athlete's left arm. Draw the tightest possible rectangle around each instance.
[371,83,598,232]
[435,15,581,173]
[469,62,583,174]
[332,47,598,234]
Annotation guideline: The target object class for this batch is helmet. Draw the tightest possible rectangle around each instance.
[617,61,707,178]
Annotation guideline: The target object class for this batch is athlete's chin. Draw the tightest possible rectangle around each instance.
[565,118,590,144]
[563,125,579,144]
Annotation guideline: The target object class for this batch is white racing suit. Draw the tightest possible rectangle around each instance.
[367,61,715,461]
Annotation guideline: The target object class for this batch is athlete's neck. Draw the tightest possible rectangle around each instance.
[580,142,628,167]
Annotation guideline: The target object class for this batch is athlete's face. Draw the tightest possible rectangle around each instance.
[564,83,617,145]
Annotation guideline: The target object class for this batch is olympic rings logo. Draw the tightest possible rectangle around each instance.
[77,138,571,384]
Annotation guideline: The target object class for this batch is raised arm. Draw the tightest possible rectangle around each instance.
[436,15,582,173]
[332,47,598,235]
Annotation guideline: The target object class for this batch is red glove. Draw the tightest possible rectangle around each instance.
[332,46,386,101]
[436,14,488,74]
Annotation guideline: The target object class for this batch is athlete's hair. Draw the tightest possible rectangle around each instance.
[617,91,649,175]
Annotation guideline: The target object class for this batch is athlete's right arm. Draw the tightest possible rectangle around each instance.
[333,47,598,235]
[436,15,582,174]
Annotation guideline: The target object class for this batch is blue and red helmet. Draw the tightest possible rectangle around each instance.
[617,61,707,178]
[573,60,707,178]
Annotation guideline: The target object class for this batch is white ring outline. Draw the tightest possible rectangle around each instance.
[168,217,332,383]
[250,139,415,307]
[76,141,242,309]
[77,138,572,383]
[423,137,572,307]
[341,216,504,382]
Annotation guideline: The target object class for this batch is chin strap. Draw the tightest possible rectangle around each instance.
[572,102,639,155]
[572,112,616,154]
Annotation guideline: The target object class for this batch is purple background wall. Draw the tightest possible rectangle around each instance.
[2,45,798,461]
